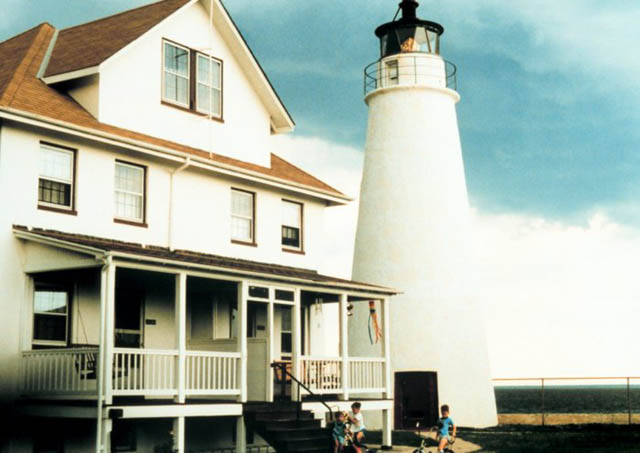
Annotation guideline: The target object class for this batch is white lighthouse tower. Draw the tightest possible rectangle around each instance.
[351,0,498,428]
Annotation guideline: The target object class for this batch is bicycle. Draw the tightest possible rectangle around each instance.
[412,422,455,453]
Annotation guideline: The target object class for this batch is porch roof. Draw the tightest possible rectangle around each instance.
[13,226,398,296]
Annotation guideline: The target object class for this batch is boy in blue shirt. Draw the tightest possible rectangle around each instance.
[332,411,346,452]
[436,404,456,453]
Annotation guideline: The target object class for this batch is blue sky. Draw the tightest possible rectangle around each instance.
[3,1,640,377]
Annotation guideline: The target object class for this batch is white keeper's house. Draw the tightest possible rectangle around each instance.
[0,1,398,452]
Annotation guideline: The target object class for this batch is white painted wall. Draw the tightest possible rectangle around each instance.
[98,1,275,167]
[66,74,100,118]
[0,122,324,270]
[352,53,498,428]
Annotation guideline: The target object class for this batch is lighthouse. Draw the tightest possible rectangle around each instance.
[351,0,498,427]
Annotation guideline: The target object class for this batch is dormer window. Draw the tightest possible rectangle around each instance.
[196,54,222,118]
[162,39,223,120]
[163,41,189,107]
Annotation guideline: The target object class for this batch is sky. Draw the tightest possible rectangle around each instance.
[2,1,640,379]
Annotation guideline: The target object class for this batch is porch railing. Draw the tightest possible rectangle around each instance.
[112,348,178,396]
[300,356,342,394]
[186,351,241,395]
[300,356,386,395]
[21,348,99,395]
[349,357,386,393]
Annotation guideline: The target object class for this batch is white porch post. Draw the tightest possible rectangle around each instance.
[101,418,112,453]
[381,297,393,399]
[237,281,248,402]
[266,293,274,402]
[104,263,116,405]
[382,408,393,447]
[291,288,302,401]
[175,272,187,403]
[173,416,185,453]
[235,415,247,453]
[339,293,349,401]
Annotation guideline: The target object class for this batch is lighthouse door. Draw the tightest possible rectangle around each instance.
[394,371,439,429]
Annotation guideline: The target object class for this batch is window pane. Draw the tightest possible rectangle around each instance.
[281,307,292,331]
[176,76,188,105]
[39,179,71,206]
[275,290,294,302]
[115,164,143,194]
[33,314,66,342]
[115,192,143,221]
[212,88,221,117]
[197,55,210,83]
[34,290,67,314]
[249,286,269,299]
[164,42,188,76]
[282,201,301,227]
[211,60,221,88]
[282,226,300,248]
[231,217,252,241]
[281,332,292,354]
[40,146,73,181]
[196,83,211,112]
[164,73,188,105]
[231,191,253,217]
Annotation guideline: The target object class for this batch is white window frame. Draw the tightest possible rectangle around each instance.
[114,161,145,224]
[281,200,303,251]
[230,189,255,243]
[38,143,75,210]
[162,40,190,108]
[195,52,222,118]
[32,283,69,347]
[386,59,399,85]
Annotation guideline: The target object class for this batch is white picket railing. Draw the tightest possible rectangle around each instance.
[21,348,98,395]
[112,348,178,396]
[185,351,241,395]
[348,357,386,393]
[299,356,386,396]
[300,356,342,394]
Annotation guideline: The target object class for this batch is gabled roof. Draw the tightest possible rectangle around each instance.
[13,226,397,295]
[0,22,347,201]
[44,0,190,78]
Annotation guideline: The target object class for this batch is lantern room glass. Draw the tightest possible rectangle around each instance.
[379,25,440,57]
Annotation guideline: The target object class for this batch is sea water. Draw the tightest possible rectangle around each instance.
[494,385,640,414]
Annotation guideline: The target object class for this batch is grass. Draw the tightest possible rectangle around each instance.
[367,425,640,452]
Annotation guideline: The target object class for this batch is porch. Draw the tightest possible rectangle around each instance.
[16,227,397,406]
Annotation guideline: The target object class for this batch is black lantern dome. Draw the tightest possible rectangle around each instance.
[375,0,444,58]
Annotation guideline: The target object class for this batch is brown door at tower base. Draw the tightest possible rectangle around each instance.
[394,371,439,429]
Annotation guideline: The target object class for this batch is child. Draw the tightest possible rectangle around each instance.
[349,402,366,445]
[332,411,346,452]
[436,404,456,453]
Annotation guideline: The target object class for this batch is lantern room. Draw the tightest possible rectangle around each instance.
[375,0,444,57]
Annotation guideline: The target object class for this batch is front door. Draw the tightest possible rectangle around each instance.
[114,287,144,348]
[394,371,439,429]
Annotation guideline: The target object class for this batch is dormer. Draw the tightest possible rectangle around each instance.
[40,0,294,167]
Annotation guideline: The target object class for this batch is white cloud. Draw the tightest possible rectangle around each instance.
[275,134,640,377]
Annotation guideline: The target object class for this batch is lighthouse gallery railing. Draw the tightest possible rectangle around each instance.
[364,57,457,95]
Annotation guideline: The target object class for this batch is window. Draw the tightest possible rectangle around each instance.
[33,283,69,346]
[231,189,255,243]
[279,306,292,359]
[114,161,145,224]
[38,143,74,210]
[386,59,399,85]
[163,41,189,106]
[162,39,224,119]
[196,53,222,117]
[282,200,303,250]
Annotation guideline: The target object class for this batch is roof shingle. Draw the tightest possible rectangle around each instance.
[44,0,191,77]
[13,226,394,294]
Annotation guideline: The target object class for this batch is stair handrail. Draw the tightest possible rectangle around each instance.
[271,361,335,421]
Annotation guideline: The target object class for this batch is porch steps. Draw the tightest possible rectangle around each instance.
[245,402,331,453]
